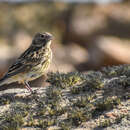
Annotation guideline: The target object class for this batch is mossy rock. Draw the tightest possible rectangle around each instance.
[0,65,129,130]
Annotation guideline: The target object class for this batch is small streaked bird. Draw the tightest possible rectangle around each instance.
[0,32,53,93]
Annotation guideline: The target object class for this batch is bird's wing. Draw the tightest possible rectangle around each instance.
[7,61,29,77]
[6,46,41,78]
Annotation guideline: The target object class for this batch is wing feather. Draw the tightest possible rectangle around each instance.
[6,46,43,77]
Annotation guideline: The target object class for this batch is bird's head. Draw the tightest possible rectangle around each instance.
[32,32,53,47]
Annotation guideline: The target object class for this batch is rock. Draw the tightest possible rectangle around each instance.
[0,65,129,129]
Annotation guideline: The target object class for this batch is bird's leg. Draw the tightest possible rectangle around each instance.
[24,81,33,93]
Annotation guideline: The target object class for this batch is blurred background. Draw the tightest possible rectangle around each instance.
[0,0,130,78]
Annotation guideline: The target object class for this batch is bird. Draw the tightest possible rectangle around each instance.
[0,32,53,93]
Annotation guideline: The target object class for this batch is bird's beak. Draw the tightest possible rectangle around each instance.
[45,32,53,41]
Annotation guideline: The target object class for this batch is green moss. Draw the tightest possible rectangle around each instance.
[0,98,10,105]
[0,96,12,105]
[84,71,104,90]
[102,65,130,77]
[0,102,30,130]
[95,97,121,112]
[68,108,91,126]
[0,65,129,129]
[3,113,24,130]
[37,119,56,128]
[99,119,111,127]
[59,122,71,130]
[73,96,94,108]
[98,113,129,128]
[114,114,128,124]
[70,85,81,94]
[47,72,85,88]
[26,115,36,127]
[46,87,62,100]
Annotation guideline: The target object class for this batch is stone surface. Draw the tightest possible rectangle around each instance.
[0,65,129,129]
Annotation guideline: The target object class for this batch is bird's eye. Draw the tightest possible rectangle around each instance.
[40,34,45,38]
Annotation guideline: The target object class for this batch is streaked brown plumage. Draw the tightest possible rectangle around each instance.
[0,32,53,93]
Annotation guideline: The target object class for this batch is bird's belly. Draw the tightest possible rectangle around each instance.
[10,72,39,84]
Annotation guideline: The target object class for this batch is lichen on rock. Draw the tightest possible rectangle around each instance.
[0,65,129,129]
